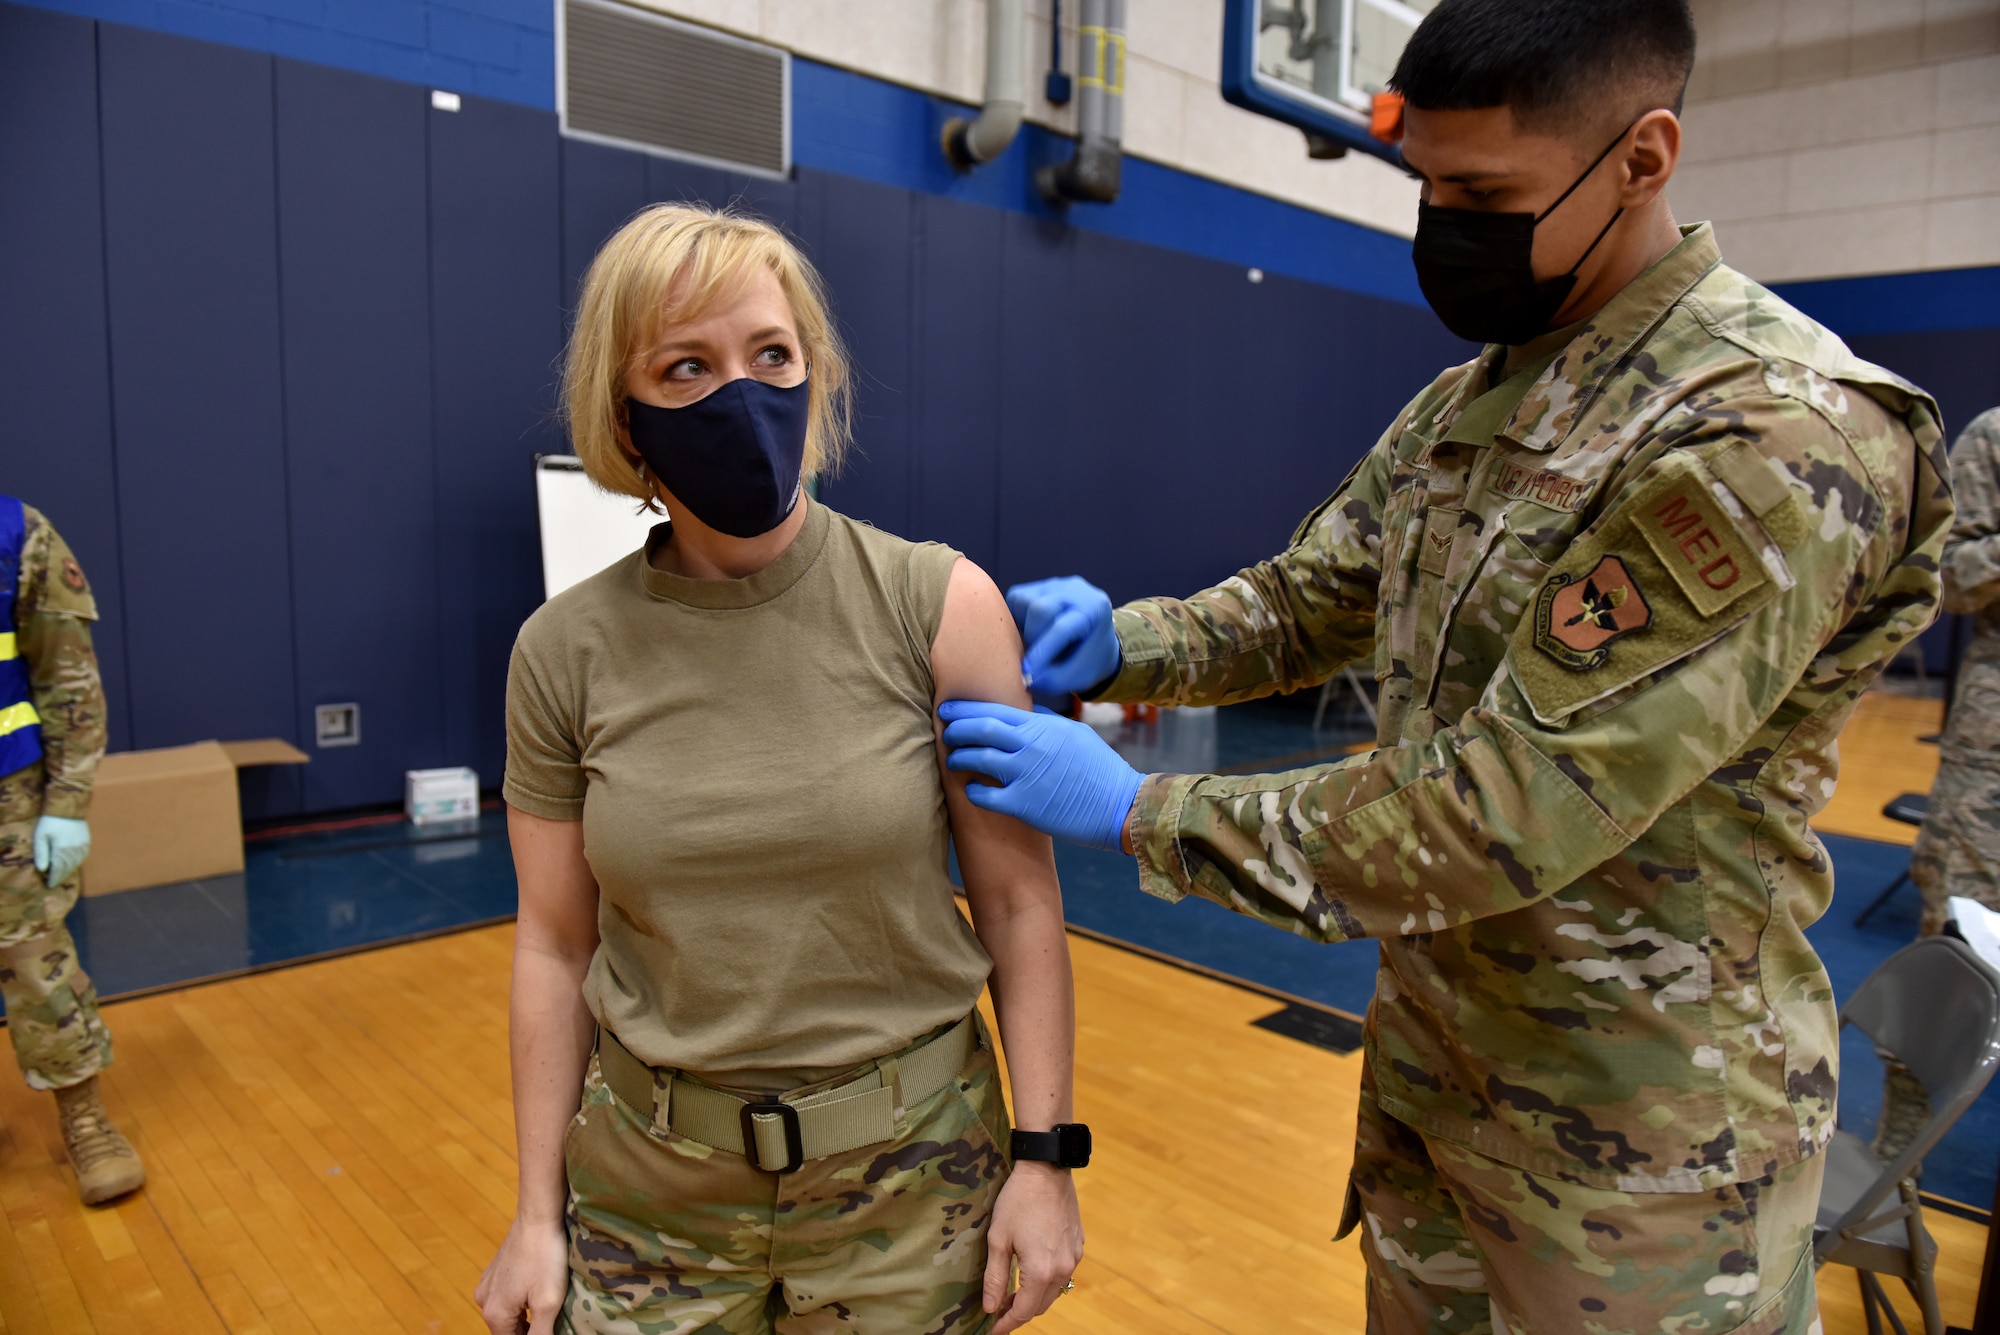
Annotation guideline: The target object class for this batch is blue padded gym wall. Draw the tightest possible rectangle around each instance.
[0,6,128,751]
[427,89,564,800]
[274,60,441,815]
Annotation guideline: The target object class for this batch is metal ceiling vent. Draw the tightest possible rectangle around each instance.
[559,0,791,178]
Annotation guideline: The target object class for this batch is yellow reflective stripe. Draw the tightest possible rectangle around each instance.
[0,632,14,660]
[1078,27,1126,95]
[0,700,39,737]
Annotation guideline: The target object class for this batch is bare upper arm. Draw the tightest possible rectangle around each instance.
[506,805,601,964]
[932,558,1031,711]
[930,559,1059,912]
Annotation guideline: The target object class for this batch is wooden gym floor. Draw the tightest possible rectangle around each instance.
[0,688,1979,1333]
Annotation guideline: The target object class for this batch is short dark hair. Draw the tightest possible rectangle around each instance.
[1390,0,1696,135]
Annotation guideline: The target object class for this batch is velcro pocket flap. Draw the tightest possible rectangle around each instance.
[1510,454,1784,727]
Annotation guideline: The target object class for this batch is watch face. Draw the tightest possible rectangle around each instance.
[1056,1123,1092,1168]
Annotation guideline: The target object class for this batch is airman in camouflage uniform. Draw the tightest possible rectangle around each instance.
[1081,224,1947,1331]
[1872,410,2000,1165]
[0,502,143,1204]
[1912,408,2000,935]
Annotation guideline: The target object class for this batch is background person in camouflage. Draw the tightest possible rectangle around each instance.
[1872,409,2000,1165]
[940,1,1951,1330]
[0,497,145,1205]
[1912,408,2000,935]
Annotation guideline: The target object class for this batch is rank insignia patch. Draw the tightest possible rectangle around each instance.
[1534,556,1652,671]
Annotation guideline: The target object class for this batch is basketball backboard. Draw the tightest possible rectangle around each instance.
[1221,0,1436,163]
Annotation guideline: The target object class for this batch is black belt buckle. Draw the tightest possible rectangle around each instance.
[740,1098,805,1173]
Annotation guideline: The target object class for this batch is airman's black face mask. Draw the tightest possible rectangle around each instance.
[1410,123,1634,347]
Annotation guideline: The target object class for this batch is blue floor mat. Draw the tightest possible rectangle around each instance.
[52,817,517,998]
[1055,841,1381,1017]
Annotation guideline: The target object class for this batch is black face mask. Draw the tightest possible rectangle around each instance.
[625,375,810,539]
[1410,125,1633,347]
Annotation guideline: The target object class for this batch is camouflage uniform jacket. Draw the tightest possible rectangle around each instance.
[6,505,106,818]
[1098,225,1952,1192]
[1937,409,2000,773]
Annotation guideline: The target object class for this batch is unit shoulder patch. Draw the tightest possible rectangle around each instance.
[1533,556,1653,671]
[1508,455,1785,727]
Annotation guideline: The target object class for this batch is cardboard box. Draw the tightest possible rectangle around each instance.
[406,766,479,825]
[83,739,309,896]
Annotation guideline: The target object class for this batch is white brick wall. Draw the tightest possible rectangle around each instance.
[625,0,1423,238]
[1678,0,2000,282]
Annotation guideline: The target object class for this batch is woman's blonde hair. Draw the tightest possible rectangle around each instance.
[563,202,852,501]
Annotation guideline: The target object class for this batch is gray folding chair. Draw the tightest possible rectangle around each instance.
[1311,666,1377,733]
[1814,935,2000,1335]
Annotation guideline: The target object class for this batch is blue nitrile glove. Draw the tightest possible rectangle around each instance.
[939,701,1145,851]
[33,816,91,888]
[1006,577,1120,697]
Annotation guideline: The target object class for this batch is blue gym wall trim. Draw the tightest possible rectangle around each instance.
[784,61,1427,306]
[1772,266,2000,337]
[10,0,558,108]
[8,0,1430,307]
[15,0,1998,330]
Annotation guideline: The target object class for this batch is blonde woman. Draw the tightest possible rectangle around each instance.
[474,203,1085,1335]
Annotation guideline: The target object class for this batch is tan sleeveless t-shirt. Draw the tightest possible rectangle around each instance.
[504,500,992,1088]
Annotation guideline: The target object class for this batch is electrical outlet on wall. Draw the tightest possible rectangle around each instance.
[315,703,361,748]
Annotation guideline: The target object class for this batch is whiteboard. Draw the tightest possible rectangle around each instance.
[534,455,665,599]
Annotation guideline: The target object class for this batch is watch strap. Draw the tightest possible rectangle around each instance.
[1010,1123,1091,1168]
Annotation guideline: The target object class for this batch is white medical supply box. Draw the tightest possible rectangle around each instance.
[406,766,479,825]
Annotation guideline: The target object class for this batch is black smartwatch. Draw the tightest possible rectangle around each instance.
[1011,1123,1092,1169]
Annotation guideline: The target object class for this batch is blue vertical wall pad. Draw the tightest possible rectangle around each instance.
[2,0,1995,817]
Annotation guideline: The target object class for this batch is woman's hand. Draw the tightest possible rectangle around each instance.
[475,1214,570,1335]
[983,1161,1085,1333]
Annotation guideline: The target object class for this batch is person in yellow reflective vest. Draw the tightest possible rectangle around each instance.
[0,496,143,1204]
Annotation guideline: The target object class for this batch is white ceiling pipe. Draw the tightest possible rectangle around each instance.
[942,0,1027,168]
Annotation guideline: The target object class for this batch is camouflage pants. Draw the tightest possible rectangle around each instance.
[1910,759,2000,937]
[1343,1064,1823,1335]
[0,762,111,1091]
[560,1018,1010,1334]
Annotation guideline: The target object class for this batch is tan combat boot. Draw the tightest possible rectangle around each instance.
[54,1077,146,1205]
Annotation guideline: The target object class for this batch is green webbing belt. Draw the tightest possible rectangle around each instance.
[596,1013,977,1172]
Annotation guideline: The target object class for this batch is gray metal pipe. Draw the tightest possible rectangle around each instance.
[1037,0,1125,204]
[943,0,1026,169]
[1310,0,1342,102]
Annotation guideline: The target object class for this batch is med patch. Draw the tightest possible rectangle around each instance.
[1533,556,1652,670]
[1631,477,1766,616]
